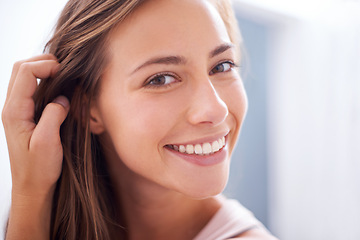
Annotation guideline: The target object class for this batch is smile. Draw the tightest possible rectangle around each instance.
[166,136,226,155]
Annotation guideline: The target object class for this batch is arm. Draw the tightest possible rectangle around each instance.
[2,54,70,240]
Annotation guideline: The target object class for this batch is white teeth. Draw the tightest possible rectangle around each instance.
[202,143,212,154]
[186,144,194,154]
[169,136,226,155]
[211,141,220,152]
[218,138,223,148]
[194,144,203,154]
[179,145,186,153]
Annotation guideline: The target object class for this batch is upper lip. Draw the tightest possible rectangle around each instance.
[166,130,230,146]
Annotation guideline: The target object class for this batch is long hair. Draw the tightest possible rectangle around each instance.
[33,0,242,239]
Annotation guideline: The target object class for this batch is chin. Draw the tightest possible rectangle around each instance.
[179,174,229,200]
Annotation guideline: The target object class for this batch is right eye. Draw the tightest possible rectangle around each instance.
[145,73,178,88]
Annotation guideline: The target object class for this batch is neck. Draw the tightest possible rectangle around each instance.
[110,163,221,240]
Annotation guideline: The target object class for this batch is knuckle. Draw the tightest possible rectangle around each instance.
[1,105,12,124]
[47,55,58,62]
[18,62,31,73]
[12,60,25,72]
[1,109,6,124]
[2,100,35,126]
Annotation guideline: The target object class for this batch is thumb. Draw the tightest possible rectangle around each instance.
[30,96,70,151]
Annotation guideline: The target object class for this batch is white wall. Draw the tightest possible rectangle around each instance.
[269,18,360,240]
[234,0,360,239]
[0,1,67,238]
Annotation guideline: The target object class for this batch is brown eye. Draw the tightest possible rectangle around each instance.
[210,61,235,75]
[149,75,166,85]
[146,74,177,87]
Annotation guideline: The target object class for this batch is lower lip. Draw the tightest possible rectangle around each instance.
[165,146,228,166]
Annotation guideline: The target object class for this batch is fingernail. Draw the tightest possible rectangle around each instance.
[53,96,69,108]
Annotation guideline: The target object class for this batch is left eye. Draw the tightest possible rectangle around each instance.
[210,61,235,75]
[146,74,177,87]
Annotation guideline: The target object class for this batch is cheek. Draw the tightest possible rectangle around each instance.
[218,80,248,148]
[231,81,248,120]
[121,95,183,138]
[99,92,185,162]
[219,79,247,120]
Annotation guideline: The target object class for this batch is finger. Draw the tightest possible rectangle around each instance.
[9,60,60,103]
[6,54,57,101]
[30,96,70,152]
[2,60,60,132]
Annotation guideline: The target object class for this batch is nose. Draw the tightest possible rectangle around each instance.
[187,78,228,126]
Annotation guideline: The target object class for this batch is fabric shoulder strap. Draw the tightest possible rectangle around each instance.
[193,197,264,240]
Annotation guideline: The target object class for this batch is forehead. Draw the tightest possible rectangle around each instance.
[107,0,231,63]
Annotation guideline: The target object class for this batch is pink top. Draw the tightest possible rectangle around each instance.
[194,196,266,240]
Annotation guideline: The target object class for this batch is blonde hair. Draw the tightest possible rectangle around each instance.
[33,0,242,239]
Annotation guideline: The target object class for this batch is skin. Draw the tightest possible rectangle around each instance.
[2,54,70,239]
[90,0,249,239]
[92,0,246,200]
[2,0,277,239]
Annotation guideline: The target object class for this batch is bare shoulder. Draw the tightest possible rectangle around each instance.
[228,227,279,240]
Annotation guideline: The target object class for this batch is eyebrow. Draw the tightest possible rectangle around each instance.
[131,43,234,74]
[131,55,187,74]
[209,43,235,58]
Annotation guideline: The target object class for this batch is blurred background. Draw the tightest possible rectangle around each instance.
[0,0,359,239]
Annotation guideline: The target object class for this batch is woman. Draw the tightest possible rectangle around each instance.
[2,0,277,239]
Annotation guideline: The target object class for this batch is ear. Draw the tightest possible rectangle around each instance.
[89,101,105,135]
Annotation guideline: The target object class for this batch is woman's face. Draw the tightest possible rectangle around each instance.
[91,0,248,198]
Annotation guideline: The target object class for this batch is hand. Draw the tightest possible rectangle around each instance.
[2,54,70,198]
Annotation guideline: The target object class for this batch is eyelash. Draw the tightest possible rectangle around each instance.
[144,60,238,89]
[209,60,238,75]
[144,72,179,89]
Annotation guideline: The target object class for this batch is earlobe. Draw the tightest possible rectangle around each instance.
[89,103,105,135]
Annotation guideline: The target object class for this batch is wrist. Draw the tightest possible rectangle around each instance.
[11,181,56,201]
[6,189,55,240]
